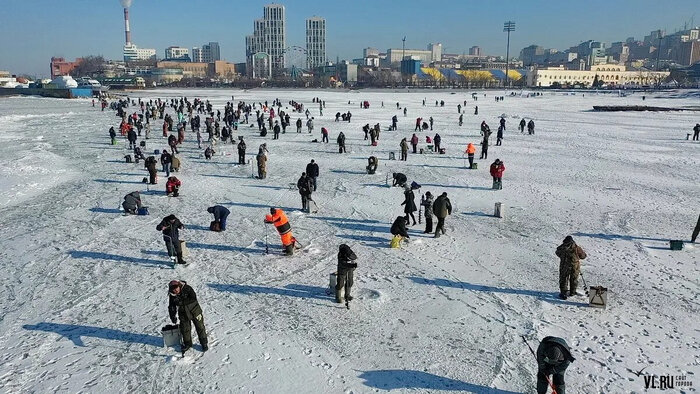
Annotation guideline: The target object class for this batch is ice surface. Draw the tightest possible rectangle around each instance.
[0,89,698,393]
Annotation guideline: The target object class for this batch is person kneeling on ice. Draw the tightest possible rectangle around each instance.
[166,176,181,197]
[157,214,187,264]
[392,172,407,188]
[390,216,410,247]
[489,159,505,189]
[207,205,230,231]
[335,244,357,303]
[555,236,587,300]
[366,156,378,174]
[204,145,215,160]
[168,280,208,354]
[536,336,574,394]
[264,208,297,256]
[122,191,142,215]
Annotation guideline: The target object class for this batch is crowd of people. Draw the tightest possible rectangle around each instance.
[103,92,698,392]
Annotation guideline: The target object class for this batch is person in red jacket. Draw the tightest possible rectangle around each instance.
[410,133,419,154]
[166,176,181,197]
[490,159,505,190]
[414,117,422,131]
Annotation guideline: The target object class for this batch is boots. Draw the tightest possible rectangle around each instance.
[335,289,344,303]
[177,252,187,265]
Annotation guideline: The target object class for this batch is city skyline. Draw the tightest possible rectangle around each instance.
[0,0,698,77]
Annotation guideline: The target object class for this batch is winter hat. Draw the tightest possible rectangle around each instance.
[543,346,563,364]
[270,207,277,215]
[563,235,574,244]
[168,280,181,292]
[207,207,214,213]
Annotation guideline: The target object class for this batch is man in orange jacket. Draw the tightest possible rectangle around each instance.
[264,208,296,255]
[465,143,476,169]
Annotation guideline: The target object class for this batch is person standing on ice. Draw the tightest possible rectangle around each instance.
[528,119,535,135]
[296,118,302,133]
[496,125,504,146]
[256,147,267,179]
[410,133,419,153]
[432,192,452,238]
[555,236,587,300]
[335,244,358,304]
[168,280,208,353]
[391,115,398,131]
[109,126,117,145]
[433,133,442,153]
[520,118,526,133]
[480,126,492,160]
[237,137,246,165]
[305,159,319,191]
[127,126,138,150]
[400,138,409,161]
[265,208,297,256]
[297,172,313,213]
[536,336,574,394]
[421,191,434,233]
[401,184,418,226]
[157,214,187,264]
[466,143,476,168]
[693,123,700,141]
[337,132,346,153]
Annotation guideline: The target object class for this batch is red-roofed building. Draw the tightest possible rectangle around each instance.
[50,57,82,79]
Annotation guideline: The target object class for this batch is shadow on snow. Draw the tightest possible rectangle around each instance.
[357,370,523,393]
[208,283,330,301]
[408,277,588,307]
[68,250,169,268]
[23,322,162,348]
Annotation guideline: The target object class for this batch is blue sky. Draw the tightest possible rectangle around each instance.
[1,0,698,77]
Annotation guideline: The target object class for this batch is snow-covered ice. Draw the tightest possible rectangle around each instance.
[0,89,698,393]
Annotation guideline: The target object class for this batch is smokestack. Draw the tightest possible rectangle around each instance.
[123,7,131,46]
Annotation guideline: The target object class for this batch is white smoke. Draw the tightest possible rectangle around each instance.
[120,0,132,8]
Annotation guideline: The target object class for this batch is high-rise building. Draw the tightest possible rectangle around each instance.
[191,42,220,63]
[246,4,286,77]
[123,44,156,62]
[306,16,326,69]
[469,46,481,56]
[165,46,190,61]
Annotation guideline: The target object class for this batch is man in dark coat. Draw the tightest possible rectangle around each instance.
[237,137,246,164]
[693,123,700,141]
[536,336,575,394]
[480,126,492,159]
[432,192,452,238]
[390,216,409,239]
[157,214,186,264]
[109,126,117,145]
[421,191,434,233]
[433,133,442,153]
[337,132,346,153]
[122,191,142,214]
[305,159,319,191]
[160,150,172,177]
[335,244,358,303]
[401,186,417,226]
[207,205,230,231]
[392,172,407,188]
[519,118,526,133]
[297,172,313,213]
[555,236,587,299]
[168,280,207,353]
[127,127,137,149]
